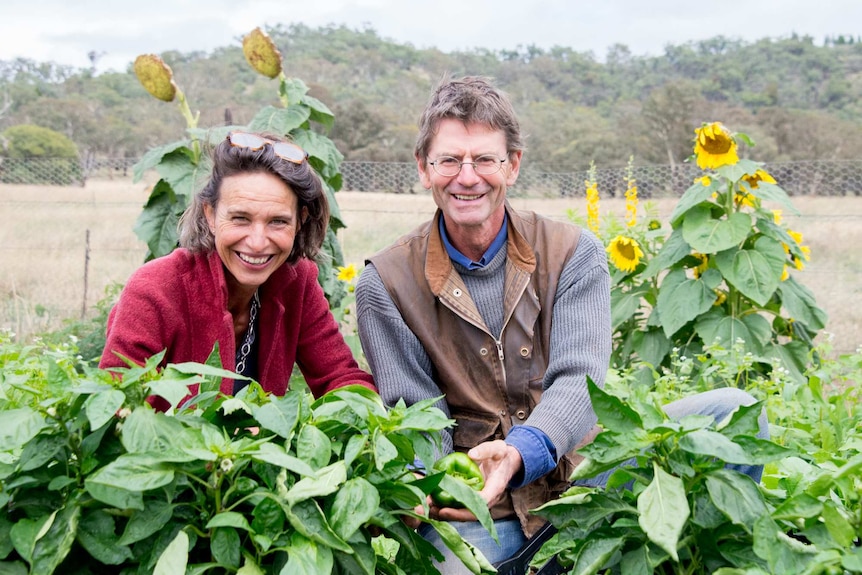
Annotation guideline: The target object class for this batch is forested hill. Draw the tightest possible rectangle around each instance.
[2,23,862,171]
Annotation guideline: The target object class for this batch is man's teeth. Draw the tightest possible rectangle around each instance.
[239,253,270,265]
[453,194,481,201]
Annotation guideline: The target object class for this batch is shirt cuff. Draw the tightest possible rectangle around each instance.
[505,425,558,489]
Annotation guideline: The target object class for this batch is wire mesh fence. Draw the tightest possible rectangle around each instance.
[2,157,862,197]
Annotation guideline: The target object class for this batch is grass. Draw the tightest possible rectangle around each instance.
[1,179,860,354]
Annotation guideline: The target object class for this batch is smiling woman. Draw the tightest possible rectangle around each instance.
[99,131,376,409]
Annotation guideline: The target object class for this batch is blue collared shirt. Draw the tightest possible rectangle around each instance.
[439,214,558,488]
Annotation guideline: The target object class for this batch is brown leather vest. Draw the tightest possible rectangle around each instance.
[370,204,584,537]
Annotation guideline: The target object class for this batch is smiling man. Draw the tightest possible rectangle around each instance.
[355,76,612,571]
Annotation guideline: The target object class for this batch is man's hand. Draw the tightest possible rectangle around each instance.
[433,440,523,521]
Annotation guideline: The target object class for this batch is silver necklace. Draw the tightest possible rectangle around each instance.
[235,290,260,376]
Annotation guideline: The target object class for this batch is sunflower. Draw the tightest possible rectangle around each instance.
[694,175,711,187]
[585,182,600,235]
[772,210,783,225]
[242,27,283,79]
[713,289,727,306]
[734,189,757,209]
[336,264,358,283]
[741,169,776,190]
[133,54,177,102]
[607,236,644,273]
[693,122,739,170]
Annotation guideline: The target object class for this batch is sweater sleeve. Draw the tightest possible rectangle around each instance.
[355,263,454,455]
[293,261,376,398]
[524,229,611,460]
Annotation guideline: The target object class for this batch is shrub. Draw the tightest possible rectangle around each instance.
[0,124,81,185]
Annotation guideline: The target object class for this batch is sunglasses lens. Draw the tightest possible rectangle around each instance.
[229,132,267,149]
[272,142,307,163]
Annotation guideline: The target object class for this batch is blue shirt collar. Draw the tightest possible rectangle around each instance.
[439,212,508,270]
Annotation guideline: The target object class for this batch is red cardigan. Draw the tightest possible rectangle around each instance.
[100,249,375,405]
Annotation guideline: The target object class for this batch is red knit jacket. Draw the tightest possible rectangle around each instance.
[100,249,375,406]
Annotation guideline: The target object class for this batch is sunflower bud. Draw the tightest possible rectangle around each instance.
[133,54,177,102]
[242,27,283,79]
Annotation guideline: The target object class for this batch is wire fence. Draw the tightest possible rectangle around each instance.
[3,157,862,197]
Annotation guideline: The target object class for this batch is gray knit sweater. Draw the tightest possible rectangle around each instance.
[355,228,611,460]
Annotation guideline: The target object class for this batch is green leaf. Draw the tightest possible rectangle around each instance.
[251,442,316,477]
[695,308,761,352]
[373,433,399,470]
[285,499,353,554]
[638,463,689,562]
[571,537,624,575]
[84,389,126,431]
[85,455,174,506]
[302,94,335,129]
[284,532,335,574]
[715,159,762,183]
[620,545,652,575]
[121,409,213,461]
[118,500,174,545]
[706,469,768,531]
[682,205,751,253]
[132,140,189,182]
[641,228,691,279]
[435,473,499,543]
[532,489,636,530]
[329,478,379,540]
[715,236,785,306]
[297,424,332,470]
[252,393,301,440]
[206,512,252,532]
[587,378,643,433]
[770,494,822,521]
[285,461,347,505]
[610,284,650,331]
[10,513,53,563]
[716,402,763,438]
[748,182,798,214]
[248,105,312,135]
[133,181,181,258]
[752,515,817,574]
[154,529,189,575]
[0,408,46,451]
[821,501,855,548]
[155,149,205,201]
[29,504,80,575]
[670,180,718,227]
[77,510,133,565]
[678,429,753,464]
[778,278,828,331]
[421,517,496,574]
[211,527,241,569]
[16,432,66,471]
[631,328,671,368]
[656,269,717,338]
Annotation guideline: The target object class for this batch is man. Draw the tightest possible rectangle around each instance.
[356,76,764,573]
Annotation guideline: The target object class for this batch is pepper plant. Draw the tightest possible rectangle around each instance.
[573,125,828,385]
[0,333,498,574]
[530,377,862,574]
[130,27,349,308]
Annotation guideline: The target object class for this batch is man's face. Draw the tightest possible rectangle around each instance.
[418,119,521,247]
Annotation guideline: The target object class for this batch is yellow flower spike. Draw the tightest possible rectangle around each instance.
[781,266,789,281]
[242,27,283,79]
[607,236,644,273]
[693,122,739,170]
[713,289,727,306]
[336,264,358,283]
[793,256,805,271]
[133,54,177,102]
[787,230,804,245]
[584,161,600,235]
[695,176,711,187]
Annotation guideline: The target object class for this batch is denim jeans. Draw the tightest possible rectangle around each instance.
[419,387,769,573]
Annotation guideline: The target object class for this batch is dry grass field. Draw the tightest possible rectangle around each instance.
[1,179,860,354]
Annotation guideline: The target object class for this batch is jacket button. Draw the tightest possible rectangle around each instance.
[516,409,527,420]
[520,347,530,357]
[480,347,488,356]
[453,288,462,297]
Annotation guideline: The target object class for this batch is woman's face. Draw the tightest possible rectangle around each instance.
[205,171,304,292]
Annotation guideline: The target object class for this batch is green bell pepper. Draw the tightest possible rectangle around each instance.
[430,451,485,508]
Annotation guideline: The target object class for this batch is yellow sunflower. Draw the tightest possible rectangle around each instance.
[336,264,358,283]
[607,236,644,273]
[734,189,757,209]
[741,169,776,190]
[693,122,739,170]
[713,289,727,306]
[694,175,711,187]
[772,209,783,225]
[692,253,709,278]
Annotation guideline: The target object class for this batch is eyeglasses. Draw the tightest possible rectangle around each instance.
[429,155,507,177]
[227,131,308,164]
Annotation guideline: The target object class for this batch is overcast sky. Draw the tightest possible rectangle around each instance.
[2,0,860,74]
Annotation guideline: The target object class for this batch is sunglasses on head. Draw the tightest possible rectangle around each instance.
[227,131,308,164]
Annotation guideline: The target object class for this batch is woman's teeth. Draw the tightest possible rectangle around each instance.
[239,253,270,265]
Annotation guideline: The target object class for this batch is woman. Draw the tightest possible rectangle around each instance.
[100,131,375,408]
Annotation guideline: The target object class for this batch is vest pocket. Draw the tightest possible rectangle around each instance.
[451,412,502,449]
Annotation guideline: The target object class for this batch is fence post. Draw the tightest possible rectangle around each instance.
[82,229,90,319]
